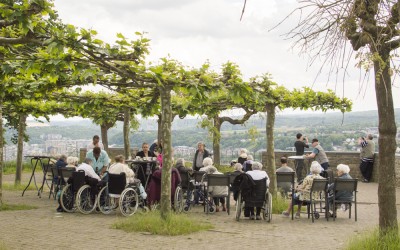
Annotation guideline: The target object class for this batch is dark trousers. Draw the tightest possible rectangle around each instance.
[245,207,261,216]
[295,159,305,182]
[360,160,374,181]
[213,197,225,206]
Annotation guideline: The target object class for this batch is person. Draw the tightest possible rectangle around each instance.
[246,162,270,220]
[149,139,162,155]
[175,158,189,173]
[294,133,309,182]
[108,155,146,199]
[237,148,248,165]
[87,135,104,151]
[358,134,375,183]
[233,163,244,174]
[85,146,110,176]
[199,157,214,173]
[327,164,353,214]
[305,138,329,170]
[282,161,324,219]
[146,166,181,206]
[66,156,78,168]
[242,155,254,172]
[55,155,67,169]
[276,157,295,195]
[192,142,210,171]
[205,166,228,212]
[135,142,157,187]
[76,158,101,181]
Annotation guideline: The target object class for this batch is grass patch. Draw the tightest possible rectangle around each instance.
[347,226,400,250]
[0,240,7,250]
[112,211,214,236]
[216,165,232,174]
[3,161,33,175]
[0,203,37,212]
[272,193,290,214]
[2,183,36,191]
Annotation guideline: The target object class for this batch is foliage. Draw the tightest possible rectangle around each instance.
[0,203,37,211]
[3,161,32,175]
[346,226,400,250]
[112,210,214,236]
[2,183,36,191]
[272,193,290,214]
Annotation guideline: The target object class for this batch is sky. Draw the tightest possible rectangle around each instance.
[53,0,400,113]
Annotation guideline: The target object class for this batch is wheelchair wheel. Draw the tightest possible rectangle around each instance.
[119,187,138,217]
[76,185,97,214]
[207,203,215,214]
[314,211,320,219]
[174,186,184,213]
[60,184,75,213]
[235,192,242,221]
[262,191,272,222]
[97,186,115,215]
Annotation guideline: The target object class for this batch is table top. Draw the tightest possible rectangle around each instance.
[288,155,305,160]
[126,159,157,164]
[24,155,52,159]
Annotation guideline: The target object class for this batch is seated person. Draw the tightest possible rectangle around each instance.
[230,160,237,167]
[245,162,269,220]
[276,157,295,196]
[86,146,110,176]
[199,157,214,173]
[328,164,353,212]
[76,158,101,181]
[146,167,181,206]
[282,161,324,219]
[136,142,156,159]
[56,155,67,169]
[242,155,254,172]
[66,156,79,168]
[205,166,228,212]
[135,142,156,186]
[108,155,147,199]
[237,148,248,165]
[233,163,243,174]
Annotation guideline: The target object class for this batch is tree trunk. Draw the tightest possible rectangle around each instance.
[100,124,109,152]
[123,109,131,159]
[374,51,398,233]
[212,116,222,167]
[160,86,172,220]
[265,104,277,195]
[15,114,27,185]
[0,100,3,205]
[157,114,162,143]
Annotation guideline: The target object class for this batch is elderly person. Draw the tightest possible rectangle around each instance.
[193,142,210,171]
[199,157,214,173]
[282,161,324,219]
[328,164,353,213]
[242,155,254,172]
[233,163,243,174]
[245,162,269,220]
[206,166,228,212]
[66,156,78,168]
[237,148,248,165]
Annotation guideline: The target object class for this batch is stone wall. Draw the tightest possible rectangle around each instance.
[262,151,400,186]
[79,147,139,163]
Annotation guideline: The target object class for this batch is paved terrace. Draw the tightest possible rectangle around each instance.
[1,173,400,250]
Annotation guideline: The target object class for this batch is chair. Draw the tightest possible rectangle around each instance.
[332,178,358,221]
[49,167,58,199]
[40,163,55,198]
[52,167,75,199]
[303,179,328,222]
[276,171,295,220]
[207,174,231,215]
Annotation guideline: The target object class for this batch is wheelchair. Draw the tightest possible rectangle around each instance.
[235,177,272,222]
[59,170,86,213]
[75,175,107,215]
[96,172,147,216]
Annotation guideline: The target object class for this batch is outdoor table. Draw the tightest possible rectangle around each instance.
[288,155,305,160]
[127,158,158,189]
[22,155,53,198]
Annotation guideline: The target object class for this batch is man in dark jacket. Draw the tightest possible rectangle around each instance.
[192,142,210,171]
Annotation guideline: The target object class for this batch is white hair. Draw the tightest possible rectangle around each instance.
[202,157,213,167]
[337,164,350,174]
[176,158,185,165]
[247,155,253,161]
[234,163,243,172]
[67,156,78,165]
[252,161,262,170]
[310,161,322,174]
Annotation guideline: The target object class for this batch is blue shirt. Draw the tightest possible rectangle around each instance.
[86,150,110,173]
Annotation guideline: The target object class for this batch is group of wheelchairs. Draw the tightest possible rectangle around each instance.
[177,170,272,222]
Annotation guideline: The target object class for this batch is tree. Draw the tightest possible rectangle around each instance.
[277,0,399,234]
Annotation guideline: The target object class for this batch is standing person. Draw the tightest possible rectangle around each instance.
[358,134,375,183]
[86,146,110,176]
[305,138,329,170]
[87,135,104,151]
[192,142,210,171]
[294,133,309,182]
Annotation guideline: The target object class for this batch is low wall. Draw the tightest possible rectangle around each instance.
[262,151,400,186]
[79,147,139,163]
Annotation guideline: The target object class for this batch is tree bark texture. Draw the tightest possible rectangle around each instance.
[0,101,3,205]
[160,87,172,220]
[157,114,162,144]
[265,105,277,195]
[212,116,221,167]
[374,51,398,233]
[100,124,109,152]
[15,114,27,185]
[123,109,131,159]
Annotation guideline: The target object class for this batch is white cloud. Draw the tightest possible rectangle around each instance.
[54,0,400,112]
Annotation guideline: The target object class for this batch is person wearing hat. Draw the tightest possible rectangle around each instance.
[305,138,329,170]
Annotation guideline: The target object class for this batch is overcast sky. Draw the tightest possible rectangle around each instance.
[53,0,400,112]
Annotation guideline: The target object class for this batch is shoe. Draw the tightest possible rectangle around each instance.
[250,215,255,220]
[282,211,289,217]
[295,212,300,219]
[362,179,369,183]
[56,206,63,213]
[256,215,261,220]
[216,207,220,212]
[222,206,227,212]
